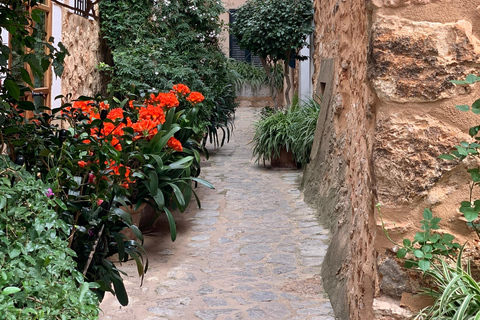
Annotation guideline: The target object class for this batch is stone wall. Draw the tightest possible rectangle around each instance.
[371,0,480,316]
[306,0,480,319]
[303,0,377,319]
[61,11,106,99]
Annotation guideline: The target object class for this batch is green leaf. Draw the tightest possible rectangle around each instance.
[164,207,177,242]
[461,201,472,207]
[463,208,478,222]
[456,105,470,112]
[20,68,33,87]
[413,249,424,258]
[54,198,67,210]
[438,154,456,160]
[418,259,430,271]
[4,79,21,100]
[423,208,433,220]
[403,239,411,247]
[110,272,129,306]
[397,248,408,258]
[2,287,21,295]
[466,74,478,84]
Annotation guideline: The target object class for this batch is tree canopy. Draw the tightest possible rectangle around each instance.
[231,0,314,107]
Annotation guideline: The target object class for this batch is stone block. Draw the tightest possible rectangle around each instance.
[370,15,480,102]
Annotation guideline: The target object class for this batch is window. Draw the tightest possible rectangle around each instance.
[229,9,262,66]
[73,0,86,16]
[10,0,52,111]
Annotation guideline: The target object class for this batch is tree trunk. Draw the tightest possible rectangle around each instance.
[261,57,278,109]
[284,59,291,108]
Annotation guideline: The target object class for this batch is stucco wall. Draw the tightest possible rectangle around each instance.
[307,0,480,319]
[61,11,106,99]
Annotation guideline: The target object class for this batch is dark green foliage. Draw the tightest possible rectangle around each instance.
[99,0,237,146]
[0,159,99,319]
[231,0,314,62]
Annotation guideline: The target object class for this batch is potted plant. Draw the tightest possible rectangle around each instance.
[251,98,320,168]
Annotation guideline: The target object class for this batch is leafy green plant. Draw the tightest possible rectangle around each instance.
[231,0,314,107]
[228,59,283,90]
[0,159,99,319]
[440,74,480,240]
[252,98,320,166]
[414,247,480,320]
[289,97,320,165]
[378,206,461,272]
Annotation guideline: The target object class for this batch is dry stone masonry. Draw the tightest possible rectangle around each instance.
[305,0,480,319]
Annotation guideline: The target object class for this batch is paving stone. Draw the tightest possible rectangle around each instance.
[191,234,212,241]
[249,291,278,302]
[194,309,237,320]
[247,308,266,319]
[240,244,273,254]
[98,108,334,320]
[203,297,228,307]
[199,285,215,295]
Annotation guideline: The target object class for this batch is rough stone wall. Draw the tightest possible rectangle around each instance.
[61,11,106,99]
[303,0,377,319]
[370,0,480,316]
[306,0,480,319]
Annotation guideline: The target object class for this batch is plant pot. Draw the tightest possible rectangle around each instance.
[120,204,156,240]
[271,147,297,169]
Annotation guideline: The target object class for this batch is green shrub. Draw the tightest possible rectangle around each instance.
[0,159,99,319]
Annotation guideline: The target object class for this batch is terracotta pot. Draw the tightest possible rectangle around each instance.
[271,147,297,169]
[120,204,156,240]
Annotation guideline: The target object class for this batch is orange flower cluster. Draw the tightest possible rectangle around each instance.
[186,91,205,104]
[149,92,179,108]
[167,137,183,152]
[172,84,191,96]
[69,84,202,188]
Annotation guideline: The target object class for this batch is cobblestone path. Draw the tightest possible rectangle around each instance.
[100,107,335,320]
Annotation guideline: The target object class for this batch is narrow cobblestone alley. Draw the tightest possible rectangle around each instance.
[99,107,335,320]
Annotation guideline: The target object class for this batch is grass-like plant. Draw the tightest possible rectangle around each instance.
[414,247,480,320]
[252,97,320,166]
[229,59,283,91]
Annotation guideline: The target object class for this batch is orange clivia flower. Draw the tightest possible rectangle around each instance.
[172,84,191,96]
[186,92,205,104]
[78,160,87,168]
[167,137,183,152]
[139,104,166,124]
[107,108,124,121]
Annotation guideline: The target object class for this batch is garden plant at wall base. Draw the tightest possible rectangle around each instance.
[252,98,320,167]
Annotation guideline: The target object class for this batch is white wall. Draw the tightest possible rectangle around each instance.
[51,2,63,109]
[298,34,313,102]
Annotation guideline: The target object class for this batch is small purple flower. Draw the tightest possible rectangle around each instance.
[88,229,95,237]
[45,188,54,198]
